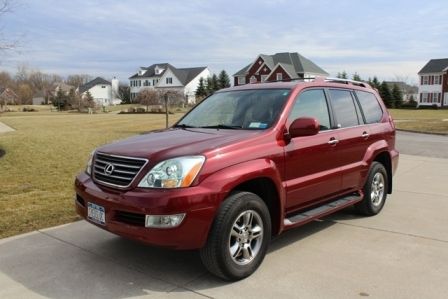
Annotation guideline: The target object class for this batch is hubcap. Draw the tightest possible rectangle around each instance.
[371,172,385,207]
[228,210,263,265]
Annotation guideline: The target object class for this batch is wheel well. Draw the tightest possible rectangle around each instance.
[374,152,393,194]
[232,177,281,236]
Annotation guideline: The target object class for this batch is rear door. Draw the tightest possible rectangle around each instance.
[328,89,371,192]
[284,89,341,211]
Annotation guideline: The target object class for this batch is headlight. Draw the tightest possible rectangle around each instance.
[138,156,205,188]
[86,151,95,176]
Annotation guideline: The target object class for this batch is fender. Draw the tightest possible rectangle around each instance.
[360,139,392,186]
[199,158,286,233]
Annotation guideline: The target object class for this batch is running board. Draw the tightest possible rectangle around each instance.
[284,193,363,228]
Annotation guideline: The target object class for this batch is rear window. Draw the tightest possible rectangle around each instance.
[355,91,383,124]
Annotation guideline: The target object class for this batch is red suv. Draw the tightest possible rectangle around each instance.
[75,77,399,280]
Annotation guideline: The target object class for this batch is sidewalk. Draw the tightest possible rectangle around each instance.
[0,122,15,133]
[1,154,447,298]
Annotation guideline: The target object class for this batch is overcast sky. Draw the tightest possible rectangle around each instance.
[2,0,447,84]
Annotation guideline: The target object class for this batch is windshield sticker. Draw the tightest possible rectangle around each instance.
[249,122,268,129]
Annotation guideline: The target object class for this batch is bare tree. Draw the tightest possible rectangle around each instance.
[65,74,92,88]
[136,89,161,111]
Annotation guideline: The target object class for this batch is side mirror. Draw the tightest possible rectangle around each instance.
[289,117,320,138]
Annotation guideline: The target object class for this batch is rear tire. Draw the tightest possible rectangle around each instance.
[355,161,388,216]
[200,191,271,281]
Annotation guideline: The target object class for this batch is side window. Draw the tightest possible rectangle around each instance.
[355,91,383,124]
[329,89,359,128]
[289,89,331,131]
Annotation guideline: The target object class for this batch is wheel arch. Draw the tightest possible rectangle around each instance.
[373,151,393,194]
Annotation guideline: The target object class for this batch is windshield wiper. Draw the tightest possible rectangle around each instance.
[174,124,198,129]
[199,124,242,130]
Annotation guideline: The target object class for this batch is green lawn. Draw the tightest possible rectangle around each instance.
[390,109,448,134]
[0,110,182,238]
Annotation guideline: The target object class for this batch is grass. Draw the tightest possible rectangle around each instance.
[0,110,183,238]
[389,109,448,134]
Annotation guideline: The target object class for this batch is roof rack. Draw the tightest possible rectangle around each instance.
[319,77,372,88]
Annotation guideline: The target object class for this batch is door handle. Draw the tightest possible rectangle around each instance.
[361,132,369,138]
[328,138,339,145]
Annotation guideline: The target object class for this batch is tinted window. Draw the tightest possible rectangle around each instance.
[290,89,331,130]
[329,89,359,128]
[355,91,383,123]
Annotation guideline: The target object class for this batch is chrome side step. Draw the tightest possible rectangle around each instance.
[284,193,363,228]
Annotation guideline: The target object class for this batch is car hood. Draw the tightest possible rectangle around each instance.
[97,128,263,161]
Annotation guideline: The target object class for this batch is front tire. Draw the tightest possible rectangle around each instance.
[200,191,271,281]
[355,161,388,216]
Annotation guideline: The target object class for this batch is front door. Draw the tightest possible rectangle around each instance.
[284,89,342,212]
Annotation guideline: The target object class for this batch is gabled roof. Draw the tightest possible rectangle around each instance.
[169,66,207,85]
[79,77,110,93]
[129,63,173,79]
[418,58,448,74]
[233,52,329,77]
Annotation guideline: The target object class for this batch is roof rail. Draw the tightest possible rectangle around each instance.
[321,77,372,88]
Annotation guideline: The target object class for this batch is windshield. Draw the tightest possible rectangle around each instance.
[177,89,290,130]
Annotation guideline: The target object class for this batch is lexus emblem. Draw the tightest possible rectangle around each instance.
[104,163,115,176]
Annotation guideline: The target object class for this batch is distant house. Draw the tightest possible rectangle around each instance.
[78,77,121,106]
[0,87,19,110]
[233,52,329,86]
[129,63,210,104]
[417,58,448,107]
[53,82,75,96]
[385,81,418,103]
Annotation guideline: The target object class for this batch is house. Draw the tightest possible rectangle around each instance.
[129,63,210,104]
[78,77,121,106]
[53,82,75,96]
[0,87,19,111]
[417,58,448,107]
[385,81,418,103]
[233,52,329,86]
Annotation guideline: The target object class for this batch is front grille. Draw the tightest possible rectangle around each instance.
[115,210,145,227]
[93,152,148,188]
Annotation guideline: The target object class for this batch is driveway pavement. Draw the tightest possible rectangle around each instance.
[396,131,448,158]
[1,153,447,298]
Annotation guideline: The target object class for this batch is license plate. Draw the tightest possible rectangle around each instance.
[87,202,106,225]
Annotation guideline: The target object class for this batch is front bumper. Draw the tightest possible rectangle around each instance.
[74,172,219,250]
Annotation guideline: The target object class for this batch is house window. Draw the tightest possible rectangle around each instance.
[434,75,441,85]
[250,76,257,83]
[276,73,283,81]
[261,75,268,82]
[166,77,173,84]
[421,93,428,103]
[433,92,440,103]
[101,85,106,88]
[238,77,245,85]
[422,76,428,85]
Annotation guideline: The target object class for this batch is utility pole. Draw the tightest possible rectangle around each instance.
[164,93,169,128]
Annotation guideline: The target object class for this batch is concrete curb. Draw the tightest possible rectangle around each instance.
[396,129,448,136]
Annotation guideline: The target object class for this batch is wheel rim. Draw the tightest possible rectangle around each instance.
[228,210,264,265]
[371,172,385,207]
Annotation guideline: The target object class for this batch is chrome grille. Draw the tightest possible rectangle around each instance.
[93,152,148,188]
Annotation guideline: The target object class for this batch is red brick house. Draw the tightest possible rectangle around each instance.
[417,58,448,107]
[233,52,329,86]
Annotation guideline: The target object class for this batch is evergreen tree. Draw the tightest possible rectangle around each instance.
[206,77,213,95]
[372,77,381,89]
[352,73,362,81]
[218,70,231,89]
[211,74,219,92]
[195,77,207,98]
[85,90,95,108]
[341,71,348,79]
[336,72,342,78]
[380,81,393,108]
[391,84,403,108]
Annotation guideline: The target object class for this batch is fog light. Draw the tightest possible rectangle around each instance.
[145,214,185,228]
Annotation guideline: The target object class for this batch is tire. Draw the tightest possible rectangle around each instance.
[355,161,388,216]
[200,191,271,281]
